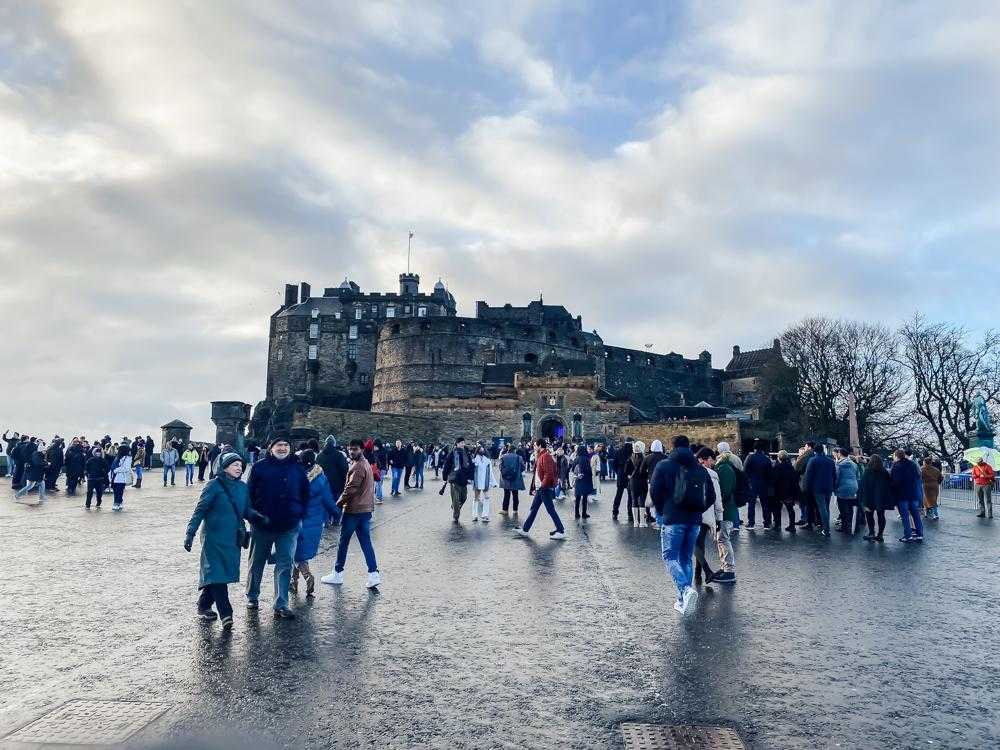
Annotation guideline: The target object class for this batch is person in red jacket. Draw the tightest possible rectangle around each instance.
[515,439,566,539]
[972,458,995,519]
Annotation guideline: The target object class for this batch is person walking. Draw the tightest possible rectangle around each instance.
[291,449,339,597]
[921,458,942,521]
[972,457,995,519]
[891,449,924,543]
[694,447,725,585]
[161,442,179,486]
[833,448,860,534]
[803,444,836,536]
[442,437,473,522]
[413,443,426,489]
[182,443,199,487]
[108,445,133,511]
[611,441,634,522]
[184,452,268,629]
[710,447,739,582]
[196,445,210,482]
[771,450,799,532]
[498,444,526,515]
[743,440,773,528]
[14,440,48,505]
[650,435,716,614]
[573,444,594,519]
[515,439,566,539]
[246,434,309,619]
[861,455,893,542]
[84,447,109,509]
[132,446,145,488]
[64,438,86,496]
[321,439,381,588]
[471,445,494,522]
[388,440,405,497]
[317,436,347,525]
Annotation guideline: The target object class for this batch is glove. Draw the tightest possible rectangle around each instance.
[183,539,192,552]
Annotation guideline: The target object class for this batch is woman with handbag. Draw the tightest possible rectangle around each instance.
[109,445,133,511]
[184,452,268,628]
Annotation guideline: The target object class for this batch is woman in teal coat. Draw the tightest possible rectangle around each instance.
[184,452,268,628]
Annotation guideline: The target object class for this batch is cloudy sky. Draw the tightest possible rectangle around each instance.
[3,1,999,442]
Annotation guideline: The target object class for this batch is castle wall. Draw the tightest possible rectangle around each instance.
[602,346,721,414]
[292,406,441,445]
[622,418,742,451]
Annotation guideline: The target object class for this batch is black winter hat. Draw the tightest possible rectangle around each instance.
[269,432,291,447]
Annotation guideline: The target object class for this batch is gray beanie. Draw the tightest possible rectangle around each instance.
[219,452,244,473]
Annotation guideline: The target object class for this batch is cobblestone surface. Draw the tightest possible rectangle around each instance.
[1,475,997,749]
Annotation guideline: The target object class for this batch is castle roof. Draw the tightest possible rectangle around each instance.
[161,419,192,429]
[725,345,779,374]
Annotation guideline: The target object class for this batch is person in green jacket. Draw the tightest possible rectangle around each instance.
[182,443,200,487]
[183,453,268,629]
[713,451,739,581]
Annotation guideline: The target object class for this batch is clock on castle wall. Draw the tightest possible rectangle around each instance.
[541,394,564,411]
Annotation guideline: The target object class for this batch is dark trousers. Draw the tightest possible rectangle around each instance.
[502,489,520,512]
[747,493,763,525]
[612,482,632,519]
[760,496,780,526]
[66,472,81,495]
[836,497,858,532]
[522,487,564,533]
[773,501,796,528]
[44,467,60,491]
[198,463,207,481]
[865,509,886,537]
[693,523,715,580]
[112,482,126,506]
[404,466,412,488]
[86,479,106,506]
[574,485,589,517]
[12,460,24,489]
[198,584,233,618]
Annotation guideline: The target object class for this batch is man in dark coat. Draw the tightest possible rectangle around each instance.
[246,434,309,619]
[442,437,473,521]
[12,437,33,489]
[44,439,64,491]
[804,444,836,536]
[64,439,86,495]
[743,440,774,528]
[317,436,348,525]
[144,436,154,469]
[891,449,924,543]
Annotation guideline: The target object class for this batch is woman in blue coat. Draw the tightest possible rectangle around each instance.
[292,450,338,596]
[573,445,595,519]
[184,453,268,628]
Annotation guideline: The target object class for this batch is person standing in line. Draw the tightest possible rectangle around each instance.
[515,439,566,539]
[638,439,668,525]
[291,449,339,596]
[321,439,381,588]
[861,454,893,542]
[84,447,109,509]
[921,458,942,521]
[626,441,647,527]
[498,443,526,515]
[891,449,924,543]
[388,440,405,497]
[196,445,210,482]
[573,443,594,519]
[161,442,179,487]
[143,436,154,469]
[833,447,860,534]
[442,437,473,522]
[650,435,716,614]
[413,443,426,490]
[694,447,725,585]
[246,435,309,619]
[471,445,494,522]
[611,441,634,522]
[14,440,48,504]
[182,443,199,487]
[184,452,268,629]
[743,440,773,529]
[794,442,817,527]
[771,450,799,532]
[590,444,603,498]
[108,445,133,511]
[64,438,86,496]
[972,457,994,519]
[317,436,347,526]
[803,444,836,537]
[132,445,145,488]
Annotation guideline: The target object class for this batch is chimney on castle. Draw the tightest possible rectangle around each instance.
[732,345,741,357]
[300,282,311,302]
[283,284,298,308]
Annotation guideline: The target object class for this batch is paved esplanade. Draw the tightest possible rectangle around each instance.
[1,475,997,749]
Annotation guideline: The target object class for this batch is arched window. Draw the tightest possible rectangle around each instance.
[522,413,533,439]
[572,414,583,440]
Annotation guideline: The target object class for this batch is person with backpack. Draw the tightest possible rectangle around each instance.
[650,435,716,614]
[498,444,526,515]
[442,437,473,522]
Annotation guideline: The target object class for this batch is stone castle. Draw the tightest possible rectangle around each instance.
[244,272,784,450]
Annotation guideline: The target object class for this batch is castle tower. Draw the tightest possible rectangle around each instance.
[399,272,419,296]
[211,401,251,446]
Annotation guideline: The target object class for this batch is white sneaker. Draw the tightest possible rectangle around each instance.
[673,600,685,614]
[549,531,566,540]
[321,570,344,585]
[681,586,698,613]
[515,527,530,537]
[481,516,490,523]
[366,571,382,588]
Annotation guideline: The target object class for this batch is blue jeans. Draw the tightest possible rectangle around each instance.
[111,482,125,506]
[522,487,564,533]
[185,464,195,484]
[246,526,299,610]
[414,464,424,488]
[375,473,384,501]
[898,499,924,538]
[162,465,175,485]
[391,467,403,495]
[335,512,379,573]
[814,492,831,534]
[661,523,700,599]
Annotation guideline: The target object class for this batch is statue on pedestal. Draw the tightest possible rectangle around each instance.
[972,394,995,448]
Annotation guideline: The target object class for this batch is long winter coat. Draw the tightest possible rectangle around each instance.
[185,474,265,587]
[772,458,799,504]
[25,448,46,482]
[861,467,894,511]
[921,464,942,508]
[472,454,495,491]
[295,465,339,563]
[890,459,922,505]
[499,452,526,491]
[573,452,594,496]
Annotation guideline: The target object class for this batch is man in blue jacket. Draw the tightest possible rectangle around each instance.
[743,439,774,528]
[891,449,924,543]
[650,435,716,615]
[246,433,310,619]
[803,443,836,536]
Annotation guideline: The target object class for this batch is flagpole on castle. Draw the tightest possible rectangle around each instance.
[407,231,414,273]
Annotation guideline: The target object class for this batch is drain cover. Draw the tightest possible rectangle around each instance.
[621,723,746,750]
[4,699,172,745]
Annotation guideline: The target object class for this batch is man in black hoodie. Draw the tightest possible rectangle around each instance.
[64,439,86,495]
[317,436,347,526]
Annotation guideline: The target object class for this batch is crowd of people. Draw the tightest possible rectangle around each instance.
[5,425,996,623]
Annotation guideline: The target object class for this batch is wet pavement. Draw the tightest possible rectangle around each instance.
[1,475,998,749]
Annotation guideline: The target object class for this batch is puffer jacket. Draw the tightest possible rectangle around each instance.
[834,458,859,499]
[247,453,310,533]
[295,465,339,562]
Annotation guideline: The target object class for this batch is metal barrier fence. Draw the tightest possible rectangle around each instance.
[939,473,998,509]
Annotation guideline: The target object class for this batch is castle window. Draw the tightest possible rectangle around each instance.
[418,306,427,317]
[308,323,318,339]
[308,345,318,360]
[355,307,362,320]
[347,343,358,360]
[522,413,533,439]
[334,311,342,320]
[348,325,358,340]
[524,352,538,364]
[276,349,283,361]
[310,308,319,319]
[572,414,583,440]
[646,357,653,366]
[391,324,400,334]
[371,304,378,314]
[386,306,396,318]
[404,306,411,315]
[360,373,369,385]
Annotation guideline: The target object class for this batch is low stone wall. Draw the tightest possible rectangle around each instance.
[623,419,742,451]
[293,407,440,444]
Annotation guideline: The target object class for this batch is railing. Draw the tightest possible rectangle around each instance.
[940,472,998,508]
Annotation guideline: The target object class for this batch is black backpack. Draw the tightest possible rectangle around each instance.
[673,464,713,513]
[732,465,753,508]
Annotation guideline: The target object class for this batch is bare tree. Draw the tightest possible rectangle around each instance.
[898,314,1000,460]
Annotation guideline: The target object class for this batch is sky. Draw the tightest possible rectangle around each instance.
[3,0,1000,442]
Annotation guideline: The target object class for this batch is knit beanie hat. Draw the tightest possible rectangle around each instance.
[269,432,291,447]
[299,449,316,468]
[219,452,244,473]
[717,442,731,454]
